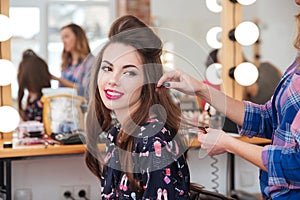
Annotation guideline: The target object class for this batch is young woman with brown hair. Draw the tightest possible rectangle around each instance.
[85,15,190,199]
[17,49,51,122]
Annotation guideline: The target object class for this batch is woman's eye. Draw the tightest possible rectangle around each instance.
[101,66,112,72]
[124,71,137,76]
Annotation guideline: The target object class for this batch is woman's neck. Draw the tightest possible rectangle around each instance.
[28,92,39,102]
[114,110,129,127]
[114,108,156,127]
[113,103,141,126]
[71,52,80,66]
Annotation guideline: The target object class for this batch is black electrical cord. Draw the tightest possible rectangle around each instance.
[211,155,219,192]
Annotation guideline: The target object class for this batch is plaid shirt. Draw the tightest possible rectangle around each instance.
[239,58,300,199]
[60,53,95,100]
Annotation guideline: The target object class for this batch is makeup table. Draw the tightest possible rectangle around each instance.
[0,135,270,200]
[0,140,106,200]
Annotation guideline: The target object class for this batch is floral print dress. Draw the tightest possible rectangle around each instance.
[101,118,190,200]
[25,96,43,122]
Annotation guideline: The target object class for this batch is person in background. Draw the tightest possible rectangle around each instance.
[157,1,300,198]
[51,23,95,100]
[17,49,51,122]
[85,15,190,199]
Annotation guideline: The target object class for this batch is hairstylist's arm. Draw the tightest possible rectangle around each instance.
[51,74,78,88]
[157,69,245,126]
[198,128,267,171]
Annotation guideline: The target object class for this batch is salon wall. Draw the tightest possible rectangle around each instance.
[151,0,299,80]
[12,156,101,200]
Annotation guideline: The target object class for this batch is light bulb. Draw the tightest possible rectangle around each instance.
[164,52,174,62]
[206,63,223,85]
[234,21,259,46]
[206,0,222,13]
[0,59,17,86]
[0,14,12,41]
[0,106,20,133]
[206,26,222,49]
[234,62,258,86]
[237,0,256,6]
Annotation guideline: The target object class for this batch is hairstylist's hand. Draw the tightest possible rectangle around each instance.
[51,74,59,81]
[198,128,228,156]
[157,69,205,96]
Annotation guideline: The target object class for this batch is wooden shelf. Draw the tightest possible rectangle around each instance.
[0,135,271,159]
[0,141,106,159]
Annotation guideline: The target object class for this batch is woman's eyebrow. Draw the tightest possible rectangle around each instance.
[123,64,138,70]
[102,60,113,66]
[102,60,139,70]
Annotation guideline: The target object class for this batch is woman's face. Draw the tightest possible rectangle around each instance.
[97,43,144,114]
[61,27,76,53]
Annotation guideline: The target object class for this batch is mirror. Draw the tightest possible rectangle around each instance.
[7,0,300,107]
[151,0,299,78]
[9,0,113,104]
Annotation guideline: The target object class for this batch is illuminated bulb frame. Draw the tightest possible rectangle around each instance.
[0,59,17,86]
[228,21,259,46]
[0,14,13,42]
[229,62,259,86]
[0,14,20,134]
[230,0,257,6]
[0,106,20,133]
[206,26,222,49]
[206,0,222,13]
[234,21,259,46]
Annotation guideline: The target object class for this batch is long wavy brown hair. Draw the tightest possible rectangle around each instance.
[85,15,185,193]
[60,23,91,71]
[17,49,51,120]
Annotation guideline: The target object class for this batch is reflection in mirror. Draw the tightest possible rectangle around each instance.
[10,7,40,101]
[9,0,113,106]
[47,2,111,88]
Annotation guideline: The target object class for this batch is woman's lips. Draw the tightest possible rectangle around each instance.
[104,89,124,100]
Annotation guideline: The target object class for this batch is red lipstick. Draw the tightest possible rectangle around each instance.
[104,89,124,100]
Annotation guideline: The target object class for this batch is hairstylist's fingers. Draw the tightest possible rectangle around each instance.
[198,132,206,144]
[157,70,181,87]
[161,81,183,90]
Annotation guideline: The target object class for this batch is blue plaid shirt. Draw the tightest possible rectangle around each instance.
[239,58,300,199]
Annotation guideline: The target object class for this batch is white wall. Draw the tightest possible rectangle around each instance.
[12,155,100,200]
[255,0,299,70]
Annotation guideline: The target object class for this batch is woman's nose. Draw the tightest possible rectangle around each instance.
[107,72,120,86]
